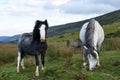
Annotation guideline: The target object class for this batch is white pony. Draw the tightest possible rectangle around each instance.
[80,19,104,71]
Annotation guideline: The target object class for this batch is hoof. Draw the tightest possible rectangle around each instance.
[35,72,39,77]
[82,62,87,68]
[82,65,86,68]
[17,71,20,74]
[22,66,26,69]
[41,67,45,72]
[17,69,20,73]
[97,64,101,67]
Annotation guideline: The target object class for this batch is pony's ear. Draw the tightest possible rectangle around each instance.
[35,20,40,24]
[45,19,49,28]
[45,19,47,23]
[34,20,42,29]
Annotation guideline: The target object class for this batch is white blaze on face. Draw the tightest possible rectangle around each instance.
[40,24,46,41]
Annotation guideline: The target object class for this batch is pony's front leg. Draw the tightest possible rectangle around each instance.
[41,52,45,72]
[83,49,87,68]
[97,55,100,67]
[95,50,100,67]
[35,53,39,77]
[83,55,87,68]
[97,45,101,67]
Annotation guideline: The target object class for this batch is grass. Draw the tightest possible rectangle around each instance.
[0,44,17,65]
[0,50,120,80]
[102,38,120,51]
[103,22,120,35]
[0,22,120,80]
[0,38,120,80]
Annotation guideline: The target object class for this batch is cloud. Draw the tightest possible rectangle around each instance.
[0,0,45,16]
[0,0,120,36]
[0,15,34,36]
[52,0,70,6]
[92,0,120,7]
[44,0,119,14]
[61,3,115,14]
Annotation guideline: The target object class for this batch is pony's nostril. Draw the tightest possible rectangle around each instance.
[41,39,45,42]
[40,36,45,42]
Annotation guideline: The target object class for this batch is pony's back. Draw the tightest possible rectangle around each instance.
[18,33,33,52]
[85,19,95,48]
[80,19,104,47]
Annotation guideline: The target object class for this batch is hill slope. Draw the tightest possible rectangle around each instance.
[0,9,120,43]
[48,9,120,36]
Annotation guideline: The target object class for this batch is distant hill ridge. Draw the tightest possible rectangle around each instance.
[0,9,120,43]
[48,9,120,36]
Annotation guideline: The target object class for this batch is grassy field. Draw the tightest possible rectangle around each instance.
[0,22,120,80]
[0,44,120,80]
[0,38,120,80]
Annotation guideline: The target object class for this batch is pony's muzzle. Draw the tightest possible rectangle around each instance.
[41,39,45,42]
[40,37,45,42]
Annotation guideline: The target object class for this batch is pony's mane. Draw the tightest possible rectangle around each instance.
[44,20,49,35]
[85,19,96,58]
[85,19,95,47]
[33,20,41,41]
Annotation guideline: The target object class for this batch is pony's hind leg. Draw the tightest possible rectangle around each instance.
[83,55,87,68]
[21,58,26,69]
[83,49,87,68]
[17,51,21,73]
[20,52,26,69]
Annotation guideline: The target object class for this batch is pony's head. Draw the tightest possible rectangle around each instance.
[84,46,99,71]
[40,20,49,42]
[33,20,49,42]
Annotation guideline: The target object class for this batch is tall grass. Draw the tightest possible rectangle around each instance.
[103,22,120,35]
[0,37,119,65]
[102,38,120,51]
[0,44,17,65]
[46,43,75,60]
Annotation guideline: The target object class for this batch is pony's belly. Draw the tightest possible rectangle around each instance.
[80,22,89,44]
[93,22,104,46]
[27,52,39,56]
[80,29,86,44]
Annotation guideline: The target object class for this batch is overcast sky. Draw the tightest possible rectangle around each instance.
[0,0,120,36]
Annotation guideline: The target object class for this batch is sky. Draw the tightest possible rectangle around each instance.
[0,0,120,36]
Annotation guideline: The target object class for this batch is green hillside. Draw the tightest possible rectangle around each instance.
[48,9,120,37]
[96,10,120,25]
